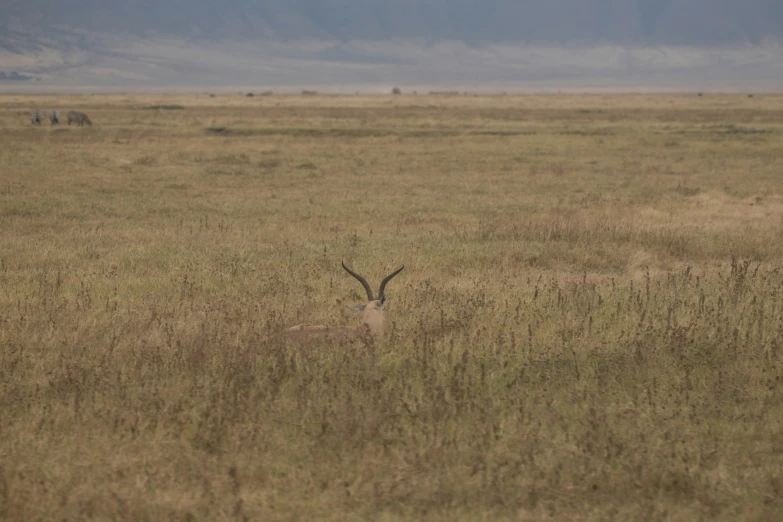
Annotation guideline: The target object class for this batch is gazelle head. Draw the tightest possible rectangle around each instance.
[341,261,405,335]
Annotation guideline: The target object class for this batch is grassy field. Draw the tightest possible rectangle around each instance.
[2,92,783,521]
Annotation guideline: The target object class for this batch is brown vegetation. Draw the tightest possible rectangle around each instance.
[1,93,783,520]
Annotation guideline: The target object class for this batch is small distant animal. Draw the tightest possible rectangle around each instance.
[49,109,60,125]
[30,110,43,125]
[67,111,92,126]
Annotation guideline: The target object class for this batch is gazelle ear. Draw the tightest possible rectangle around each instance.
[347,304,366,312]
[379,295,387,308]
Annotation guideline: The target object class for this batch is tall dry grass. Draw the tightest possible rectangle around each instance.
[1,93,783,520]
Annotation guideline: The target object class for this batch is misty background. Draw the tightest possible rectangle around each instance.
[1,0,782,91]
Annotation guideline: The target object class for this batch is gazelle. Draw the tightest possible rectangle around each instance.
[283,261,404,340]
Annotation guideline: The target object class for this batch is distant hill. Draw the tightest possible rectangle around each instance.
[1,1,782,90]
[4,0,782,45]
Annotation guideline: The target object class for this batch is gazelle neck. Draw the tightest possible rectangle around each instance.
[361,301,385,335]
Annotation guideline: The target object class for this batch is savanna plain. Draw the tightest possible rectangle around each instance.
[1,92,783,521]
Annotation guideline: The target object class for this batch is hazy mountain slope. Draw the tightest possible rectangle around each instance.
[2,1,782,90]
[3,0,782,44]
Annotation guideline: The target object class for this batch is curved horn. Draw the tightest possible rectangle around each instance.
[342,261,374,301]
[377,265,405,299]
